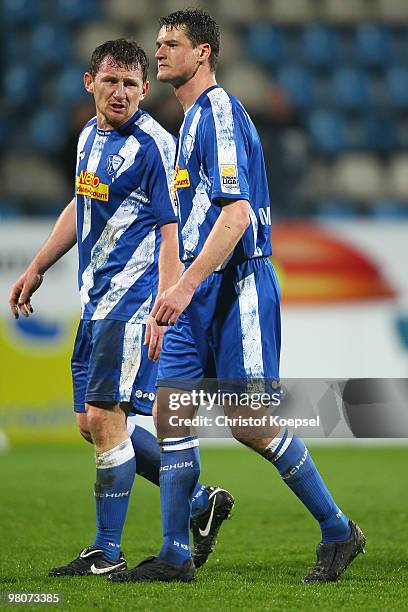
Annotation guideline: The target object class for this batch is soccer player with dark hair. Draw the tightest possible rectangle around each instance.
[110,11,366,584]
[9,38,233,577]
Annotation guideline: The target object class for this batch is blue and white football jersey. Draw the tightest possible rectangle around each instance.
[174,85,272,267]
[75,109,177,322]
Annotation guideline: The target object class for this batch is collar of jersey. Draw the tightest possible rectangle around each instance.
[185,84,220,115]
[96,109,143,135]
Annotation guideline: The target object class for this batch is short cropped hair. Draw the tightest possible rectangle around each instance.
[90,38,149,82]
[159,8,220,71]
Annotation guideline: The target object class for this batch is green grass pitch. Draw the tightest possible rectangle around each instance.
[1,442,407,611]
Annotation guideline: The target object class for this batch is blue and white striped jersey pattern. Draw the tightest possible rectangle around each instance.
[75,109,177,322]
[174,85,272,267]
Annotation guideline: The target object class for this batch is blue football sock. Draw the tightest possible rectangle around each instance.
[128,423,160,486]
[263,431,351,543]
[158,436,200,566]
[128,423,208,517]
[92,438,136,561]
[191,483,209,517]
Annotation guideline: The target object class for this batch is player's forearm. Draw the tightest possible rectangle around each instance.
[156,222,183,296]
[29,199,77,274]
[181,200,250,292]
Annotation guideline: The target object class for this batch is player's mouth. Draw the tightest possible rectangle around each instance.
[109,102,127,113]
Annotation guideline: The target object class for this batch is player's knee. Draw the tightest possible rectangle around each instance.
[85,402,125,448]
[231,431,247,446]
[79,427,93,443]
[85,404,106,432]
[230,429,260,451]
[75,412,93,444]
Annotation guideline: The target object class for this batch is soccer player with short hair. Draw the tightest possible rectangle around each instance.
[9,38,233,577]
[110,11,366,584]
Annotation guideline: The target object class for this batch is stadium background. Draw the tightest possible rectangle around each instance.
[1,0,407,441]
[1,2,408,610]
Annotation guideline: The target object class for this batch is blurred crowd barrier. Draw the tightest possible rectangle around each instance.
[0,219,407,442]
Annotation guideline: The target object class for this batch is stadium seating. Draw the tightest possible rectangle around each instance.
[331,67,370,111]
[55,65,89,104]
[2,0,408,216]
[216,0,261,24]
[332,154,385,201]
[104,0,156,27]
[322,0,376,24]
[74,22,124,65]
[277,66,315,109]
[301,24,341,69]
[247,24,286,67]
[314,200,356,218]
[372,201,408,218]
[355,24,392,69]
[2,0,40,25]
[262,0,315,24]
[29,108,69,153]
[388,155,408,200]
[378,0,408,23]
[359,114,399,153]
[31,23,71,67]
[307,110,350,154]
[2,153,69,210]
[220,63,271,111]
[386,67,408,109]
[55,0,100,24]
[4,65,40,108]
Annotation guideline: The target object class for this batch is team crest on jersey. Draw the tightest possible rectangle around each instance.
[220,164,239,189]
[174,165,190,190]
[76,170,109,202]
[106,154,125,176]
[182,134,195,160]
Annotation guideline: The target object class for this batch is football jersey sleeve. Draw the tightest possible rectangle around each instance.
[148,144,178,227]
[200,97,250,205]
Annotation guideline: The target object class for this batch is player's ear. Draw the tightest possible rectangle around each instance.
[197,43,211,65]
[140,80,149,101]
[84,72,94,94]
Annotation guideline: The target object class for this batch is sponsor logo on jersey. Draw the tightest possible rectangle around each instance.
[76,170,109,202]
[220,164,239,189]
[106,154,125,176]
[174,165,190,190]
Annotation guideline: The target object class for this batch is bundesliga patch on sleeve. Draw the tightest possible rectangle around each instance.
[76,170,109,202]
[220,164,239,189]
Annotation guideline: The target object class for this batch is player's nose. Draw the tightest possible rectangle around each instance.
[155,45,165,59]
[113,82,126,98]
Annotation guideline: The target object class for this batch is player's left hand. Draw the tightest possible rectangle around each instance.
[8,268,43,319]
[144,316,166,362]
[151,279,194,326]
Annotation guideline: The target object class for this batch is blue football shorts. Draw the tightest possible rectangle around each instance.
[71,319,157,415]
[157,257,281,386]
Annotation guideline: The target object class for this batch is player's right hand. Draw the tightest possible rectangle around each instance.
[144,315,166,362]
[8,269,43,319]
